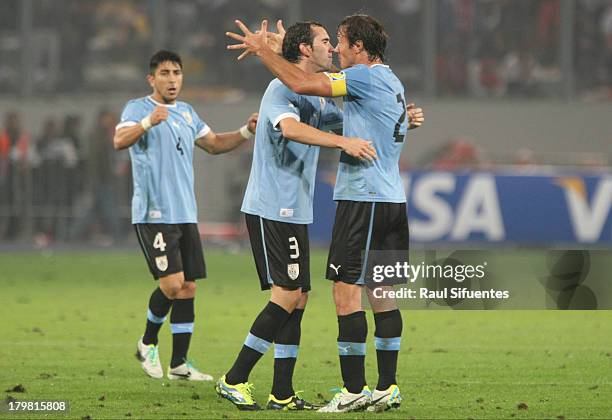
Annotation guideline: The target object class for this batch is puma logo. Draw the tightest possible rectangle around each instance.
[329,264,341,276]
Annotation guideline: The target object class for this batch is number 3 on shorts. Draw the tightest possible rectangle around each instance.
[153,232,167,252]
[289,236,299,259]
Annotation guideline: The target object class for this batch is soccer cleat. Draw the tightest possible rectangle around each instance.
[167,361,213,381]
[215,375,261,410]
[367,384,402,412]
[135,338,163,379]
[266,392,318,410]
[317,386,372,413]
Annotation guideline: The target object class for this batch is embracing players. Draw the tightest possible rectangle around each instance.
[216,21,376,411]
[227,14,420,412]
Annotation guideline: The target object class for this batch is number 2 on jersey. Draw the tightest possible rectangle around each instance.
[153,232,167,252]
[393,93,406,143]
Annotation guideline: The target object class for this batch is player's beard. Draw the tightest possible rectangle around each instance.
[162,89,179,104]
[316,59,334,73]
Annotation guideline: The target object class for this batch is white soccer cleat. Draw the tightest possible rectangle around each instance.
[317,386,372,413]
[135,338,163,379]
[167,361,213,381]
[367,384,402,412]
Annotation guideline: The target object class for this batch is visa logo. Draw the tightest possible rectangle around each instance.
[556,177,612,242]
[406,173,505,241]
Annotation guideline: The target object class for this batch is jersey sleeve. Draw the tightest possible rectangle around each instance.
[320,99,344,131]
[116,100,148,130]
[191,107,211,140]
[324,65,371,99]
[265,85,301,129]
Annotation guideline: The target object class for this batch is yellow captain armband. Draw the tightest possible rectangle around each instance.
[325,72,347,97]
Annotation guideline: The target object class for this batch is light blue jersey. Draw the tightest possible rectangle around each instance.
[241,79,343,224]
[326,64,409,203]
[117,96,210,224]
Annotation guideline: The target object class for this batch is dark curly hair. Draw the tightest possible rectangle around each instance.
[338,14,388,62]
[282,21,325,64]
[149,50,182,74]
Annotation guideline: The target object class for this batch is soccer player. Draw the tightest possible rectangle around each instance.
[227,14,417,412]
[113,50,257,381]
[215,21,378,411]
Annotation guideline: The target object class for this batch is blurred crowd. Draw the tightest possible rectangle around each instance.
[0,0,610,99]
[0,109,131,245]
[437,0,612,98]
[2,0,611,244]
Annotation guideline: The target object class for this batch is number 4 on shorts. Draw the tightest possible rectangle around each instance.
[153,232,167,252]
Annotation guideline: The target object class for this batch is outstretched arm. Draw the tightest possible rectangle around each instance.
[227,20,334,97]
[278,118,377,161]
[195,113,258,154]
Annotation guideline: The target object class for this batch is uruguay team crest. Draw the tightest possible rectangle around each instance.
[155,255,168,272]
[181,111,193,124]
[326,72,346,81]
[287,263,299,280]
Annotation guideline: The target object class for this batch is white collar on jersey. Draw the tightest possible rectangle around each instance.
[147,95,178,108]
[370,63,389,68]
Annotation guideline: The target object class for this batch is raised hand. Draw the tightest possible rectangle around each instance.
[235,19,285,60]
[227,19,270,60]
[267,19,286,55]
[150,106,168,126]
[247,112,258,133]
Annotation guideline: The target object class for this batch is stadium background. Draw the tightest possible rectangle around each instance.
[1,1,611,419]
[0,0,610,247]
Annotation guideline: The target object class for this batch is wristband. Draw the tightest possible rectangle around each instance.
[239,124,253,140]
[239,124,254,140]
[140,115,153,131]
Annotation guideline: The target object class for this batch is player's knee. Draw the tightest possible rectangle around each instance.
[333,283,361,315]
[159,279,184,299]
[271,286,302,312]
[335,299,360,315]
[367,286,398,312]
[334,293,361,313]
[285,288,303,310]
[175,281,196,299]
[181,281,196,292]
[160,284,179,299]
[170,281,196,299]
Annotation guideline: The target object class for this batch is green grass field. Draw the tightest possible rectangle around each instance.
[1,250,611,419]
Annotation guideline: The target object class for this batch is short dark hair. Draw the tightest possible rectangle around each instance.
[338,14,387,62]
[149,50,182,74]
[282,21,324,64]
